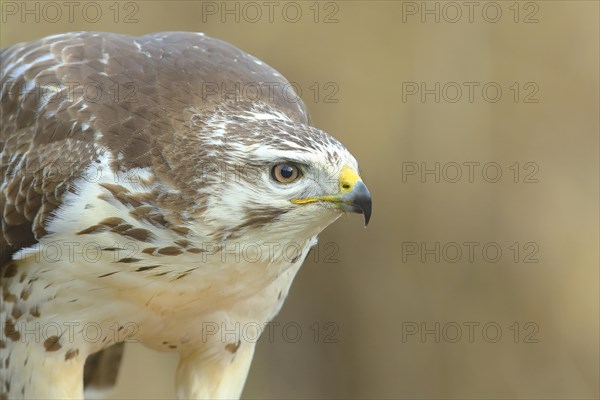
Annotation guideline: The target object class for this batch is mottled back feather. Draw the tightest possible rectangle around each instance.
[1,31,309,267]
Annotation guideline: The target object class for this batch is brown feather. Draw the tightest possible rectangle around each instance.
[1,32,310,268]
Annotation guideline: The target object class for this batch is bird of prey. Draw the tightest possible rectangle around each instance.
[0,32,371,399]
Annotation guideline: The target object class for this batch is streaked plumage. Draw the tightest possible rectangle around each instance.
[0,32,371,399]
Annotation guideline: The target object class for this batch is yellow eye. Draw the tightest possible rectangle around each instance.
[272,163,301,184]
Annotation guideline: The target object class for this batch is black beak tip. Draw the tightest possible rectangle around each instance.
[339,180,372,227]
[348,182,372,227]
[360,197,372,226]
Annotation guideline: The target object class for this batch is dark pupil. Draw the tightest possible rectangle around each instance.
[280,165,294,179]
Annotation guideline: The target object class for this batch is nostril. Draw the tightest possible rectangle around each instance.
[342,183,351,190]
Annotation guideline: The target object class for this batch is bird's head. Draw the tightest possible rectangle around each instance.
[174,103,372,244]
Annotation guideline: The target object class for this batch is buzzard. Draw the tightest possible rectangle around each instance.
[0,32,371,399]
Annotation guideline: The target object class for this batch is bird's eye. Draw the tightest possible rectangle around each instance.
[272,163,301,184]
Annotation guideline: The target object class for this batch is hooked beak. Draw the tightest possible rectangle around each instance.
[291,166,372,226]
[339,180,372,226]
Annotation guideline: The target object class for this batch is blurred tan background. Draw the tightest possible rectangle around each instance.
[1,1,598,398]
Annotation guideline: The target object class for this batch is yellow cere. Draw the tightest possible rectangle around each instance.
[291,166,360,204]
[339,166,360,194]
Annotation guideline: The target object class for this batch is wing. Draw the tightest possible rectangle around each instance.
[1,31,309,267]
